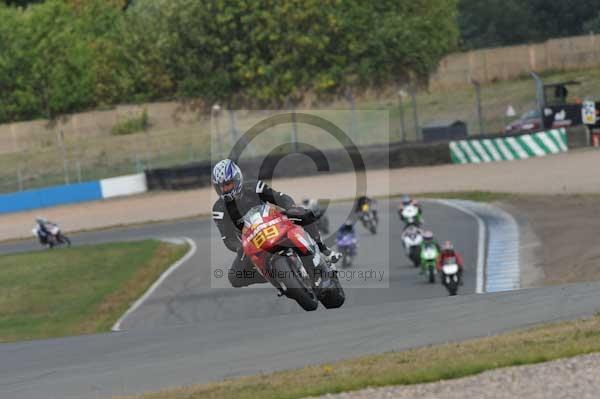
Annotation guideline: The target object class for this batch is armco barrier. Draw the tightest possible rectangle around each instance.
[0,173,148,214]
[449,129,568,164]
[145,140,451,191]
[100,173,148,199]
[0,181,103,214]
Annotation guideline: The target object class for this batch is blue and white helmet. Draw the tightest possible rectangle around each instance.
[212,159,243,202]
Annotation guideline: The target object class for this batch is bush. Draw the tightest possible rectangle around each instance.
[111,109,150,135]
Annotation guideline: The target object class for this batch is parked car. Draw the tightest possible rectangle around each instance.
[504,109,542,133]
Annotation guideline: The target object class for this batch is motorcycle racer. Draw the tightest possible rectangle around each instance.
[33,217,55,246]
[354,195,378,223]
[419,230,440,274]
[211,159,340,287]
[437,241,464,284]
[336,220,358,267]
[398,194,423,225]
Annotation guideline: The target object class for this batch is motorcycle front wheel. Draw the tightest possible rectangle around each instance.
[272,255,319,311]
[428,265,436,284]
[369,223,377,235]
[58,234,71,246]
[444,275,459,296]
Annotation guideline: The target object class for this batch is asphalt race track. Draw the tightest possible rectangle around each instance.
[1,200,599,399]
[0,200,479,330]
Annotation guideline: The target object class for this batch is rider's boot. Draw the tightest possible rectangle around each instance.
[303,222,341,264]
[319,242,341,264]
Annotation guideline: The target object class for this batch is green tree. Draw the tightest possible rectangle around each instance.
[458,0,537,49]
[3,0,43,7]
[160,0,458,106]
[0,0,460,121]
[530,0,600,38]
[123,0,173,102]
[458,0,600,49]
[583,12,600,33]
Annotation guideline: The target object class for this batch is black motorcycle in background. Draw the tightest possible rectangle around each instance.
[359,202,378,234]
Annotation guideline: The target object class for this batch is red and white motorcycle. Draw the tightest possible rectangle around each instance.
[241,204,345,311]
[440,257,460,296]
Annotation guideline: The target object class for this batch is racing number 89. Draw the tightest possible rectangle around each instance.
[251,226,279,248]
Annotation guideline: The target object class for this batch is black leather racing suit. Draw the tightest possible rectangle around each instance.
[212,180,325,287]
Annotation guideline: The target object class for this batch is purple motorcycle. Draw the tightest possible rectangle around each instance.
[336,223,357,268]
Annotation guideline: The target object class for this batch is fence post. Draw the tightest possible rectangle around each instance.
[398,90,408,142]
[291,108,298,152]
[56,130,70,184]
[17,166,23,191]
[346,89,356,143]
[472,80,485,135]
[410,86,420,141]
[144,131,153,169]
[76,160,82,183]
[211,104,222,160]
[228,109,238,146]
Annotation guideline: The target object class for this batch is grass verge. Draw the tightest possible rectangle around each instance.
[120,315,600,399]
[0,240,188,342]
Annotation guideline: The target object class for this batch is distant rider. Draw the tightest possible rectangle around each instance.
[419,230,440,274]
[34,217,54,245]
[337,220,356,241]
[211,159,340,288]
[354,195,378,223]
[398,194,423,225]
[437,241,464,285]
[336,220,357,256]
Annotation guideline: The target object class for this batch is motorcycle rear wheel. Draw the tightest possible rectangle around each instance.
[428,266,435,284]
[409,248,420,267]
[319,275,345,309]
[342,252,352,268]
[272,256,319,311]
[318,216,330,235]
[447,283,458,296]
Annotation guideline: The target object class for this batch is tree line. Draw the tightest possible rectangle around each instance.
[0,0,458,123]
[459,0,600,49]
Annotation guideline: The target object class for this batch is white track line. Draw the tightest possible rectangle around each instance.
[431,200,486,294]
[111,237,197,332]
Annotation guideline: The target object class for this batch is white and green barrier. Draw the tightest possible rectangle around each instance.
[449,128,568,164]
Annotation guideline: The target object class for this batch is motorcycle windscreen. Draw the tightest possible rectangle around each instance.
[421,245,439,260]
[402,205,418,218]
[443,256,457,265]
[287,226,315,255]
[241,205,291,256]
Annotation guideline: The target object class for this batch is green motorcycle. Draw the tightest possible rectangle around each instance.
[420,243,439,284]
